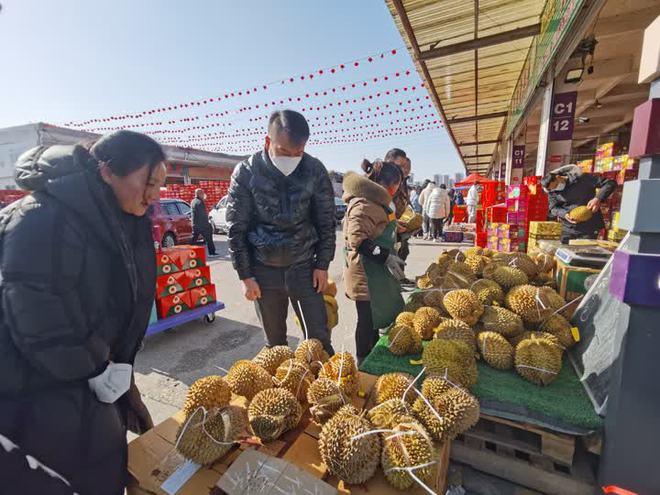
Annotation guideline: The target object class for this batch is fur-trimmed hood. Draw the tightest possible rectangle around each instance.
[342,172,391,208]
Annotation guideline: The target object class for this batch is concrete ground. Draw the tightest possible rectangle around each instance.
[134,232,457,424]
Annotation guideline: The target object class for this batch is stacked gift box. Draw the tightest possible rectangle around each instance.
[155,245,217,319]
[160,181,231,212]
[607,211,627,242]
[503,178,549,252]
[486,223,526,252]
[528,221,562,251]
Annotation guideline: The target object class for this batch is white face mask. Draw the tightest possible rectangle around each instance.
[268,150,302,176]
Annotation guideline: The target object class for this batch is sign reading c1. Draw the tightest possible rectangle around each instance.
[549,91,578,141]
[512,145,525,169]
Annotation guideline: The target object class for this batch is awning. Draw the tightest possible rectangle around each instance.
[385,0,546,174]
[455,172,497,187]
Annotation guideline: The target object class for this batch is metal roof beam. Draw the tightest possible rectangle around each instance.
[447,111,507,124]
[458,140,498,146]
[420,23,540,61]
[463,153,493,158]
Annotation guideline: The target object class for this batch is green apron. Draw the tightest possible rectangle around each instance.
[361,218,405,329]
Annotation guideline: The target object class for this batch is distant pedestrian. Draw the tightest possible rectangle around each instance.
[466,182,482,223]
[446,187,456,225]
[426,183,451,241]
[226,110,336,354]
[191,188,217,256]
[418,180,435,239]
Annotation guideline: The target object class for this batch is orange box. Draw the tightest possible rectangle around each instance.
[188,284,217,308]
[156,272,189,298]
[162,245,206,270]
[156,251,181,276]
[184,266,212,290]
[156,291,192,319]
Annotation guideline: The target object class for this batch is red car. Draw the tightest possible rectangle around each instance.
[149,199,194,248]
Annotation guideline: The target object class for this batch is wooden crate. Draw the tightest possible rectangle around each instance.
[128,372,450,495]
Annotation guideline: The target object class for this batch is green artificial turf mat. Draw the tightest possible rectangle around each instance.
[360,335,603,434]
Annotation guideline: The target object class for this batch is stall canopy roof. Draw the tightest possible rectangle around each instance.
[455,172,498,187]
[385,0,545,175]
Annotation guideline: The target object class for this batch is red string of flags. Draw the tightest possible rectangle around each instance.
[64,48,404,127]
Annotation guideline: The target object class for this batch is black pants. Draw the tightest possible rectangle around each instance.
[193,226,216,255]
[397,235,410,262]
[252,261,334,354]
[355,300,378,361]
[431,218,445,239]
[422,213,430,236]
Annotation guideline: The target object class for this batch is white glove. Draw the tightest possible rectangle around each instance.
[385,254,406,281]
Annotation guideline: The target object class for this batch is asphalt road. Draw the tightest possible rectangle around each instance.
[134,232,454,425]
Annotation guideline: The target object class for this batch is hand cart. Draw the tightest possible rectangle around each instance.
[145,301,225,337]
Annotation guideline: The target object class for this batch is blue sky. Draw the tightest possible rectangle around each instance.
[0,0,464,179]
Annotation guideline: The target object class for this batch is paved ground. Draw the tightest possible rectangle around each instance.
[134,232,458,425]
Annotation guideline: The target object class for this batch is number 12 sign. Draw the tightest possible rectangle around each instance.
[549,91,577,141]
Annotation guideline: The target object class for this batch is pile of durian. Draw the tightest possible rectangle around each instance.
[388,247,576,387]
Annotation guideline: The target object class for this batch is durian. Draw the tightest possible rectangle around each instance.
[508,253,540,279]
[318,352,359,396]
[422,289,448,314]
[509,331,561,348]
[471,278,504,306]
[532,272,555,287]
[465,255,488,276]
[534,252,555,273]
[416,274,434,289]
[539,314,576,348]
[381,419,436,490]
[226,360,273,401]
[505,285,558,325]
[307,377,349,425]
[442,261,478,289]
[434,319,477,353]
[426,263,446,286]
[395,311,416,327]
[422,339,478,388]
[175,405,246,465]
[568,205,594,223]
[490,266,529,290]
[482,261,506,279]
[438,249,465,264]
[479,305,524,338]
[443,289,484,326]
[387,324,423,356]
[182,375,231,419]
[294,339,330,375]
[375,372,416,405]
[248,388,302,441]
[273,358,314,403]
[420,375,453,399]
[477,332,514,369]
[253,345,295,375]
[413,307,445,340]
[368,398,412,429]
[464,247,485,257]
[319,409,381,484]
[515,336,563,386]
[413,387,480,442]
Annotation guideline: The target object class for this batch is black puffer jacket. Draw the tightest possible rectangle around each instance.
[0,145,156,495]
[227,150,336,280]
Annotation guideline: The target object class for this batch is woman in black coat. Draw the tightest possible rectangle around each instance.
[0,131,167,494]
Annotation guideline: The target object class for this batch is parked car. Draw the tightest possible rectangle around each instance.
[209,196,228,234]
[150,199,194,248]
[335,197,347,221]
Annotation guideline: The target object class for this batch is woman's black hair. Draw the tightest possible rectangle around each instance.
[385,148,407,162]
[90,130,166,177]
[361,159,402,188]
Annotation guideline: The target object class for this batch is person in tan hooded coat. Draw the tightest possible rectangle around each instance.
[343,160,405,362]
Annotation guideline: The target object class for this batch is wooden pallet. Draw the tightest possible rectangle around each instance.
[451,431,596,495]
[473,414,577,466]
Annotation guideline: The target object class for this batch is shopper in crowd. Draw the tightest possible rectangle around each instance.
[426,183,452,241]
[454,188,465,206]
[343,159,405,364]
[383,148,414,275]
[541,164,616,244]
[410,184,422,214]
[418,179,435,240]
[446,187,456,225]
[226,110,335,354]
[0,131,166,495]
[191,188,217,256]
[466,181,482,223]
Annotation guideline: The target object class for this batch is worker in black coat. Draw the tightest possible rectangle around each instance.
[0,131,167,495]
[541,164,617,244]
[226,110,336,354]
[191,188,217,255]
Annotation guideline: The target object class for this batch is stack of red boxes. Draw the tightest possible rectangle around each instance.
[160,181,231,213]
[155,245,217,319]
[503,178,549,252]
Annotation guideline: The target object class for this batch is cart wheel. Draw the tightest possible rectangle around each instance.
[205,313,216,323]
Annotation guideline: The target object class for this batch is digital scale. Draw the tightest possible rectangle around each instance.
[555,245,612,268]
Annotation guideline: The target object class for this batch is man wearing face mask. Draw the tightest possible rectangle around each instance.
[226,110,336,354]
[541,164,616,244]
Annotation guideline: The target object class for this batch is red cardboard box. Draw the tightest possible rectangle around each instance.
[184,266,212,290]
[163,245,206,270]
[156,291,192,319]
[188,284,217,308]
[156,251,181,276]
[156,272,189,298]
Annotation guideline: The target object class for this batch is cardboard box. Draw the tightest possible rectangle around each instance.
[163,245,206,270]
[188,284,217,308]
[156,272,189,298]
[156,292,192,319]
[156,252,181,276]
[184,266,212,290]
